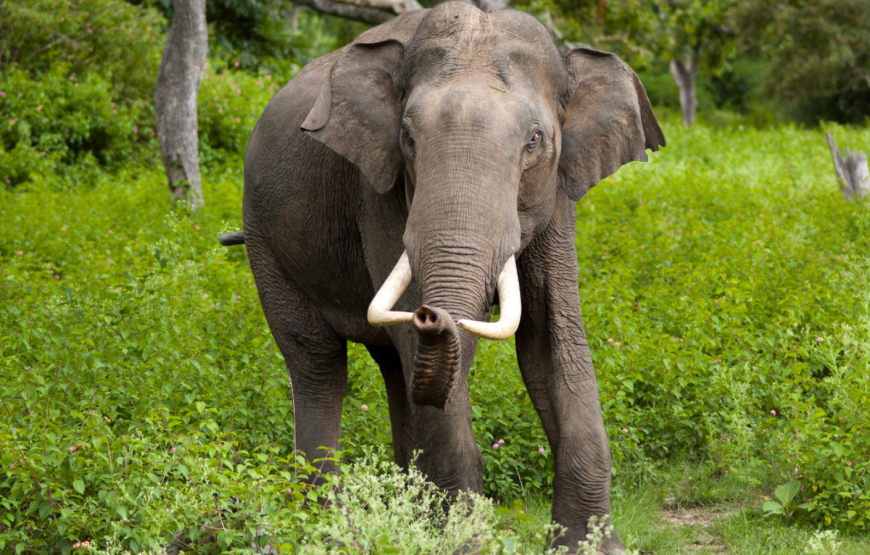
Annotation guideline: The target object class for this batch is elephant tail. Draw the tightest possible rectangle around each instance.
[218,231,245,246]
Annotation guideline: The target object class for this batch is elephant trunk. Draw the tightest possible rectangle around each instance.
[411,305,461,408]
[367,249,522,409]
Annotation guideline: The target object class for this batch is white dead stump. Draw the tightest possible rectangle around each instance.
[826,131,869,199]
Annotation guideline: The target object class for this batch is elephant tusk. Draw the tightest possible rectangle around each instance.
[457,255,521,340]
[368,251,415,327]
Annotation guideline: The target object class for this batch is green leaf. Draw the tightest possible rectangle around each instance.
[498,537,516,553]
[762,501,783,515]
[73,479,85,494]
[774,481,800,505]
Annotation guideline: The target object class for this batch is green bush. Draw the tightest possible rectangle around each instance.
[0,0,167,102]
[0,65,153,186]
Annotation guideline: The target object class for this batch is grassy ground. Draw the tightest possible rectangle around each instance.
[508,462,870,554]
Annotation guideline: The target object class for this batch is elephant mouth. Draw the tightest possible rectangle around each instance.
[367,251,522,408]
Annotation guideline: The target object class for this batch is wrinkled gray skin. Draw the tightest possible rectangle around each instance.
[237,3,664,553]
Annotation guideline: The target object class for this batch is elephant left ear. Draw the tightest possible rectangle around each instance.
[301,11,427,194]
[558,47,666,202]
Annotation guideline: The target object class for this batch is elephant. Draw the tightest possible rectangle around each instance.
[219,3,665,552]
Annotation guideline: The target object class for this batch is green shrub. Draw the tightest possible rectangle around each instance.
[0,0,167,102]
[0,65,153,186]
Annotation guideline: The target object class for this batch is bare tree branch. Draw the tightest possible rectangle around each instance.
[292,0,409,25]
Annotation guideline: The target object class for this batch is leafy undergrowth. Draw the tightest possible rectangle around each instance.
[2,121,870,552]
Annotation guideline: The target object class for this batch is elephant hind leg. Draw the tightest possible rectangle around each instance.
[247,237,347,478]
[365,344,416,470]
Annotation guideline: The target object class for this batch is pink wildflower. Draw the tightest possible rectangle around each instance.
[770,410,776,416]
[62,226,66,231]
[0,92,4,96]
[170,447,176,453]
[498,439,505,444]
[816,337,824,343]
[607,338,613,343]
[15,251,23,255]
[847,462,852,466]
[36,105,43,111]
[623,428,628,433]
[70,445,77,452]
[234,61,240,67]
[361,404,368,411]
[539,447,545,453]
[493,443,499,449]
[194,225,200,230]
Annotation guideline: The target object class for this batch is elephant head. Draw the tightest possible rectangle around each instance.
[302,3,664,409]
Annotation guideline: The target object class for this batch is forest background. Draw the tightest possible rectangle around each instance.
[1,0,869,553]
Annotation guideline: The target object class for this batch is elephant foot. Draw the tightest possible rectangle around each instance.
[550,518,625,555]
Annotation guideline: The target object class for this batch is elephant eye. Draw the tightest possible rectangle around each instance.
[401,125,413,143]
[527,132,541,148]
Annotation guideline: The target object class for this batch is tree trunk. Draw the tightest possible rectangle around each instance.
[826,131,870,199]
[155,0,207,207]
[289,5,305,30]
[670,52,698,126]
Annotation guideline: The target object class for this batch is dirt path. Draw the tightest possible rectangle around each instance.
[662,499,740,553]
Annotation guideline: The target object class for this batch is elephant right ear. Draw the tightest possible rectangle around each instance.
[558,47,666,202]
[302,11,426,194]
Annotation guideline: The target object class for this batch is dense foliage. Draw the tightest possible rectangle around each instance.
[730,0,870,125]
[526,0,870,125]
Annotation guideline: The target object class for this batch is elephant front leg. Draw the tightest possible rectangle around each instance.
[514,194,625,555]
